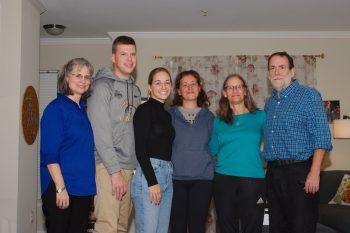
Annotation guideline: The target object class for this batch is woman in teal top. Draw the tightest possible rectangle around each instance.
[209,74,266,233]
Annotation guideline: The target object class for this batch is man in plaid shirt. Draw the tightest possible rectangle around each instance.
[264,51,332,233]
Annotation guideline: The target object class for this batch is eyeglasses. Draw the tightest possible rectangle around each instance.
[224,85,245,92]
[70,73,91,82]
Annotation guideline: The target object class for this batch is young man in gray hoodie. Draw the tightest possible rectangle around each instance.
[87,36,141,233]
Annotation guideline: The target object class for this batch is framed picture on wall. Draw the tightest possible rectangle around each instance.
[323,100,340,122]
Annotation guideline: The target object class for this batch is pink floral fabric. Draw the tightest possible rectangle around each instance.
[163,55,317,112]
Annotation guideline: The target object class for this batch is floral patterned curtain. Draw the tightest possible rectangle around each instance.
[162,55,317,111]
[162,54,317,233]
[162,56,235,113]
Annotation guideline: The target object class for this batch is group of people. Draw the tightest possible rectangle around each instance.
[40,35,332,233]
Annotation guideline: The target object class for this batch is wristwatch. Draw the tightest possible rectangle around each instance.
[56,186,66,193]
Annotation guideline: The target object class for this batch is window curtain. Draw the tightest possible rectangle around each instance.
[162,55,317,111]
[162,55,317,233]
[162,56,235,113]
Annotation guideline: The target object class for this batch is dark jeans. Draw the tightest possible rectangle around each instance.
[266,160,319,233]
[213,173,266,233]
[41,181,92,233]
[170,179,213,233]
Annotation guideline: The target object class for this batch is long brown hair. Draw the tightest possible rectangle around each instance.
[172,70,210,107]
[217,74,257,124]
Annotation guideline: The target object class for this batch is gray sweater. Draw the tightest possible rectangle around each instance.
[87,67,141,174]
[169,106,215,180]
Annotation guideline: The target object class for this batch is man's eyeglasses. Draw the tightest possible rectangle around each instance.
[224,85,245,92]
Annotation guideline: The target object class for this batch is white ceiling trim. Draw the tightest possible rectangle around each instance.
[108,31,350,39]
[40,37,111,45]
[40,31,350,45]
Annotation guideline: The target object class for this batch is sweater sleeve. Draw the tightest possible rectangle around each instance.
[133,104,158,186]
[209,117,220,157]
[87,80,121,174]
[207,111,215,137]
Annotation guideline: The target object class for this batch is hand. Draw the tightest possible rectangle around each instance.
[111,171,127,201]
[304,170,320,194]
[149,184,161,205]
[56,190,69,209]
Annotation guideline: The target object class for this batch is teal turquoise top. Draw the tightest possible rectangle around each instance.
[209,110,266,178]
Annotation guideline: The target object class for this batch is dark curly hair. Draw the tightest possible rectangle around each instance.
[172,70,210,107]
[217,74,257,124]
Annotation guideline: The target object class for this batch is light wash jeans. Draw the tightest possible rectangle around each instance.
[131,158,173,233]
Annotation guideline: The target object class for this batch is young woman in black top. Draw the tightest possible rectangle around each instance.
[131,67,175,233]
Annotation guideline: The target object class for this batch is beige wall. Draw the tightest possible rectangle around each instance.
[17,0,41,232]
[40,37,350,171]
[0,0,22,231]
[40,43,111,72]
[0,0,41,232]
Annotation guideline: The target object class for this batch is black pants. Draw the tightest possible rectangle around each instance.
[266,160,319,233]
[170,179,213,233]
[41,181,92,233]
[213,173,266,233]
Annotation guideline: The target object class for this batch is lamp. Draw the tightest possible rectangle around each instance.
[333,118,350,138]
[43,24,66,36]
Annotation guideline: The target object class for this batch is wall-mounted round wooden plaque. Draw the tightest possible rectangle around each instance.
[22,86,39,145]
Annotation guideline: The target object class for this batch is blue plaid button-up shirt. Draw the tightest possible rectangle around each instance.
[263,80,332,161]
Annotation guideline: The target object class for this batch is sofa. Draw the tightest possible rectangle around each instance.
[318,170,350,233]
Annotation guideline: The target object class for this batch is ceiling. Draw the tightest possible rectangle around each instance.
[39,0,350,39]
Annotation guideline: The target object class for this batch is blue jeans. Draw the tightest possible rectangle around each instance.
[131,158,173,233]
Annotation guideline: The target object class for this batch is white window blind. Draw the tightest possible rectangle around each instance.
[38,70,59,198]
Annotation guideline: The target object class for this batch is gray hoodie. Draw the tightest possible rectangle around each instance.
[87,67,141,174]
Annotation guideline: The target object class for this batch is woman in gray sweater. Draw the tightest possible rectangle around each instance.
[169,70,215,233]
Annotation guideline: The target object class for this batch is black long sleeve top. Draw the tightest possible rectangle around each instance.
[133,98,175,186]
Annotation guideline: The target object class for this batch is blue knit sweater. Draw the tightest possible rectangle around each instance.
[170,106,215,180]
